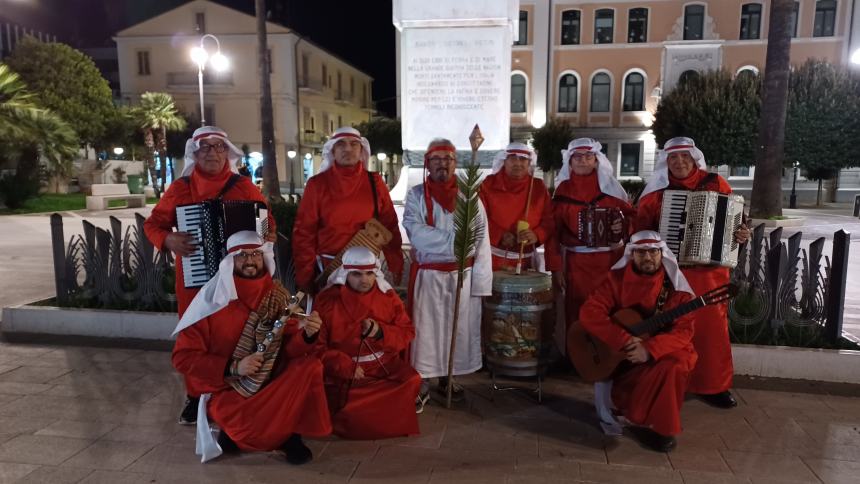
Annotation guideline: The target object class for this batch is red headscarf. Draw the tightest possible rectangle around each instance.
[423,145,458,222]
[619,263,666,314]
[189,158,234,201]
[327,160,366,198]
[495,167,531,193]
[668,165,703,190]
[568,169,602,202]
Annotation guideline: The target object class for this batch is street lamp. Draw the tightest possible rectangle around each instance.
[377,152,387,161]
[852,48,860,65]
[287,150,297,159]
[789,161,800,209]
[190,34,229,126]
[113,147,124,156]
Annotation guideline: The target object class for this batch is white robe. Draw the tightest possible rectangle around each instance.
[403,183,493,378]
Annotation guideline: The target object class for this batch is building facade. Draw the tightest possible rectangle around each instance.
[511,0,858,200]
[115,0,373,189]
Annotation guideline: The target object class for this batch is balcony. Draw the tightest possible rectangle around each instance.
[166,71,233,88]
[298,77,325,94]
[334,92,354,106]
[302,130,324,146]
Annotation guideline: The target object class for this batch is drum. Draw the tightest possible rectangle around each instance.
[482,270,555,377]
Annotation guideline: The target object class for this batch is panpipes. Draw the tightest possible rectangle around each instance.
[578,207,625,248]
[314,218,393,287]
[176,200,269,288]
[658,190,745,268]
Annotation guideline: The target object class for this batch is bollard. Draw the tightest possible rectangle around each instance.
[854,194,860,217]
[825,230,850,343]
[50,213,68,305]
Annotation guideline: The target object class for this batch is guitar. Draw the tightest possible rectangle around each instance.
[567,283,737,383]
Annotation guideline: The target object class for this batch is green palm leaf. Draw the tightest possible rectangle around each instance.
[452,161,483,287]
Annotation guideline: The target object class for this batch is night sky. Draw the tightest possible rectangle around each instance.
[1,0,398,115]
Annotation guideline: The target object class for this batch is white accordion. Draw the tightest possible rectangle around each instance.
[658,190,745,268]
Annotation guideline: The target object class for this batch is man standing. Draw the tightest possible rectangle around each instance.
[479,143,554,271]
[172,231,330,464]
[635,137,749,409]
[292,127,403,295]
[579,231,697,452]
[315,246,421,437]
[403,138,492,409]
[544,138,634,338]
[144,126,275,425]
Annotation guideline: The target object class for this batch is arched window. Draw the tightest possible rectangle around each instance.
[561,10,581,45]
[740,3,762,39]
[594,9,615,44]
[558,74,578,112]
[814,0,837,37]
[623,72,645,111]
[590,73,611,112]
[684,4,705,40]
[678,69,699,86]
[511,74,527,113]
[736,67,759,81]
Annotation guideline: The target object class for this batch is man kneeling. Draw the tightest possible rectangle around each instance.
[315,246,421,439]
[579,231,697,452]
[172,231,331,464]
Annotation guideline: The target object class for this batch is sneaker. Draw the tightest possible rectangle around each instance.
[629,427,677,453]
[217,431,240,454]
[436,378,465,403]
[281,433,313,465]
[698,390,738,409]
[415,391,430,414]
[178,396,199,425]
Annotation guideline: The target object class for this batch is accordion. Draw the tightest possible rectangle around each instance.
[578,207,625,248]
[658,190,744,268]
[176,200,269,288]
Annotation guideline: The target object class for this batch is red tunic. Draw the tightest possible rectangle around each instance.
[579,266,697,437]
[292,163,403,290]
[315,283,421,440]
[143,164,273,316]
[171,275,331,451]
[479,171,554,271]
[634,168,734,394]
[544,172,635,332]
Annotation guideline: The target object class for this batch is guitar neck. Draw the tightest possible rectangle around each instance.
[629,297,705,336]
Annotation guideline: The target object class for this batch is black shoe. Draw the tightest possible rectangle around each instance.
[178,396,199,425]
[698,391,738,409]
[629,427,677,453]
[217,431,240,454]
[281,433,313,465]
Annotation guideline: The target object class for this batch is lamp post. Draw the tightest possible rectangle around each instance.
[789,161,799,209]
[190,34,229,126]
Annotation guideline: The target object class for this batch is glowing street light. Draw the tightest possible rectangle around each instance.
[377,152,387,161]
[113,147,124,156]
[852,48,860,65]
[287,150,297,159]
[190,34,229,126]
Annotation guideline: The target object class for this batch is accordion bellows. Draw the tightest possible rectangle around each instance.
[659,190,745,268]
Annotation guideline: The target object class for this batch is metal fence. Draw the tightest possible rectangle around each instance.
[728,223,851,346]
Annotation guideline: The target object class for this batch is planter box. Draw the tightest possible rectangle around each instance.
[732,343,860,385]
[1,304,176,342]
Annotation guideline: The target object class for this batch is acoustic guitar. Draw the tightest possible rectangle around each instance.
[567,283,737,382]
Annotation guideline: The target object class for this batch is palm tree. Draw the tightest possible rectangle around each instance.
[132,92,187,198]
[0,63,78,200]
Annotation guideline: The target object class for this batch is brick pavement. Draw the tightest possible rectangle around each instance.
[0,341,858,483]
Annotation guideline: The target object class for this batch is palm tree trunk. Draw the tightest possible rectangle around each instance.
[255,0,281,203]
[749,0,793,219]
[143,128,160,199]
[157,127,168,193]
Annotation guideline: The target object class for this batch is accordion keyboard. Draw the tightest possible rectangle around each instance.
[658,191,689,256]
[176,204,210,288]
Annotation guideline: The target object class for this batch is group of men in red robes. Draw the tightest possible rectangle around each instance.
[149,124,751,459]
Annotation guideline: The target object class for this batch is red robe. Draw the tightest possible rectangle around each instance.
[143,163,274,316]
[315,283,421,440]
[479,171,554,271]
[292,163,403,290]
[635,168,734,394]
[172,275,331,451]
[544,172,635,332]
[579,265,697,436]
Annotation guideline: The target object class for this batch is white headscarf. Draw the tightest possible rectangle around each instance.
[172,231,276,336]
[490,142,537,174]
[318,126,372,174]
[555,138,629,202]
[180,126,244,178]
[610,230,694,295]
[639,136,708,199]
[324,246,393,293]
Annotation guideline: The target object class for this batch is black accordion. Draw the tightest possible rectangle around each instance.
[176,200,269,288]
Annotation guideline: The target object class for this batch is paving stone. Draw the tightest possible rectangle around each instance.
[605,437,673,468]
[0,435,93,466]
[579,462,683,484]
[678,470,752,484]
[77,470,153,484]
[720,449,821,483]
[0,462,39,484]
[14,466,94,484]
[801,457,860,484]
[668,446,731,473]
[34,421,117,440]
[99,424,178,445]
[0,382,52,396]
[0,367,71,384]
[61,440,154,471]
[795,420,860,446]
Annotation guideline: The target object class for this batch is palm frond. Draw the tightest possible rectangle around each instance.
[452,161,484,284]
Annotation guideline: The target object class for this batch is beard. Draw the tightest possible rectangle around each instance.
[632,262,659,275]
[235,264,264,279]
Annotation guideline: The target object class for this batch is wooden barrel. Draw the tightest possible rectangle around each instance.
[482,270,555,377]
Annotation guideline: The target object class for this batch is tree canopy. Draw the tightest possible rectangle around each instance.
[784,59,860,181]
[531,118,574,174]
[5,37,115,148]
[653,69,760,166]
[353,117,403,156]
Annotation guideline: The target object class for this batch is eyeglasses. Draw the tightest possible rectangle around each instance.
[632,248,661,257]
[198,143,228,154]
[428,155,455,164]
[235,250,264,259]
[571,153,596,161]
